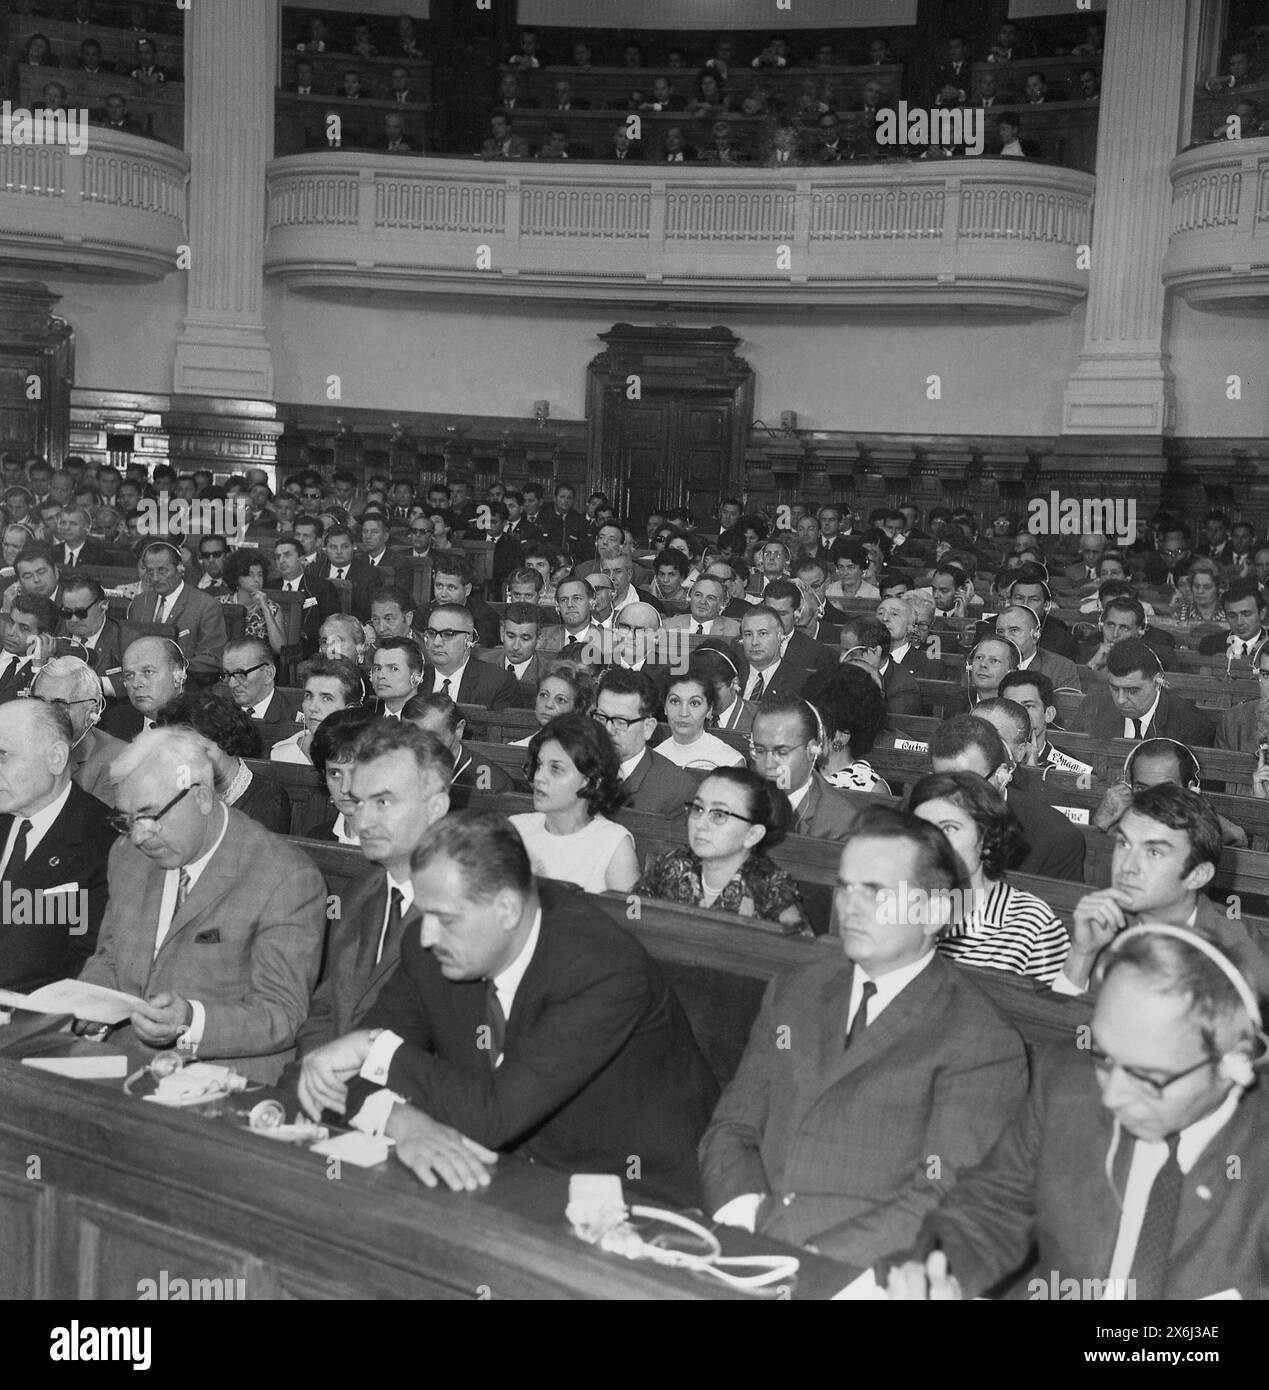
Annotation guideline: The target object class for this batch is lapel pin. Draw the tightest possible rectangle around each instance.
[48,856,60,867]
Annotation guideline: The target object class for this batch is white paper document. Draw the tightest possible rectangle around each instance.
[0,979,145,1025]
[22,1055,130,1079]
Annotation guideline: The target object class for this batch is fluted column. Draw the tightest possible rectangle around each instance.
[172,0,276,398]
[1062,0,1195,435]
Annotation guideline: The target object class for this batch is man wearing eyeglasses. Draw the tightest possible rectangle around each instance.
[0,700,116,992]
[78,728,325,1083]
[749,694,864,840]
[593,668,695,818]
[31,657,126,807]
[888,917,1269,1301]
[217,638,302,755]
[702,806,1027,1268]
[421,604,516,710]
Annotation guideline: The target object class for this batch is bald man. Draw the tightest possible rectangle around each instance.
[100,636,186,740]
[80,727,325,1083]
[0,700,115,990]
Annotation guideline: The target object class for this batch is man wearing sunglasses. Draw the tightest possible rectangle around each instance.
[0,699,116,992]
[79,727,326,1084]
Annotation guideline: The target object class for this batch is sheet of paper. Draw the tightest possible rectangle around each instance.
[831,1268,888,1300]
[22,1055,130,1079]
[310,1131,393,1168]
[0,979,146,1025]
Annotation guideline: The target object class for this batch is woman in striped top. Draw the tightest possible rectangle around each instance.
[907,771,1069,984]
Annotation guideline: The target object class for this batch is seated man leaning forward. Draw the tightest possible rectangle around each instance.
[298,810,718,1206]
[79,727,327,1083]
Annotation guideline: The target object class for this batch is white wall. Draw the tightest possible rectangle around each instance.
[45,273,186,396]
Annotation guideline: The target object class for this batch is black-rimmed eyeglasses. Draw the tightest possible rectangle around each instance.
[108,785,194,836]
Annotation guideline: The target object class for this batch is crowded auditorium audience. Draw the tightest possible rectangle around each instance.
[1,445,1269,1297]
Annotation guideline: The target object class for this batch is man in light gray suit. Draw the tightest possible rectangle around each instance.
[126,542,228,677]
[701,807,1028,1268]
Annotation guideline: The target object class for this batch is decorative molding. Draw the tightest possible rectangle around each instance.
[0,133,188,280]
[265,154,1094,312]
[1162,137,1269,307]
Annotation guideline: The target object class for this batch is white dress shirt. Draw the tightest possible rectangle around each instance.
[432,658,468,696]
[1124,690,1162,740]
[0,780,72,878]
[155,581,184,624]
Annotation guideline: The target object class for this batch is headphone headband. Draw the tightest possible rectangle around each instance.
[1105,924,1262,1029]
[1123,737,1199,789]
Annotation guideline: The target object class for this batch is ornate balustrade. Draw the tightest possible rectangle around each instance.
[1163,135,1269,307]
[0,127,188,280]
[265,152,1094,311]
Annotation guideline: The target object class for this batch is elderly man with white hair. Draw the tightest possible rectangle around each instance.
[31,656,126,806]
[79,727,326,1082]
[877,593,947,680]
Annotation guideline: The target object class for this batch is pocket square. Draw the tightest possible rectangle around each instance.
[42,882,80,895]
[178,628,191,638]
[193,929,220,944]
[302,596,317,609]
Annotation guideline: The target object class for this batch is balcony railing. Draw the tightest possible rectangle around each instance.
[264,153,1094,312]
[1163,135,1269,307]
[0,128,188,280]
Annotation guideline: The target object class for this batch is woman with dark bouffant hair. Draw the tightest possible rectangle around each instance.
[509,711,638,892]
[155,690,289,833]
[636,767,808,932]
[907,770,1068,983]
[219,548,286,654]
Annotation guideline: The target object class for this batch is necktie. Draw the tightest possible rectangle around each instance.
[845,980,877,1049]
[156,594,169,623]
[8,818,29,871]
[506,660,516,673]
[176,868,191,909]
[1129,1135,1184,1299]
[1132,718,1143,739]
[694,622,705,635]
[440,677,452,698]
[750,672,765,702]
[374,886,404,969]
[335,567,345,581]
[484,980,507,1069]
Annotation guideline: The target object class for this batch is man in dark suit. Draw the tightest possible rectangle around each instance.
[739,606,808,703]
[593,668,696,819]
[837,615,922,717]
[889,921,1269,1301]
[421,604,517,710]
[702,806,1028,1266]
[0,594,65,703]
[284,724,453,1080]
[100,635,185,742]
[764,580,837,675]
[878,595,947,680]
[297,811,718,1206]
[1006,571,1081,662]
[318,526,380,622]
[1078,596,1177,673]
[931,712,1086,883]
[535,483,589,561]
[750,696,866,841]
[53,504,110,568]
[127,542,227,678]
[218,638,302,754]
[273,536,339,656]
[1073,639,1216,748]
[1196,577,1269,670]
[79,727,326,1083]
[430,552,500,649]
[478,601,546,710]
[0,700,116,991]
[402,693,516,795]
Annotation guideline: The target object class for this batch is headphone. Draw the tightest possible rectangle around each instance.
[1123,737,1200,791]
[144,541,185,566]
[1099,924,1267,1088]
[801,698,825,760]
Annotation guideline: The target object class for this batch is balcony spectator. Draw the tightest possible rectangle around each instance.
[686,70,732,119]
[551,79,588,112]
[535,125,577,160]
[812,110,851,163]
[388,67,420,106]
[571,41,592,70]
[638,76,685,112]
[77,39,111,75]
[1077,68,1101,101]
[1024,73,1048,105]
[1071,23,1103,57]
[395,14,423,60]
[382,112,416,155]
[350,21,378,61]
[99,94,143,135]
[20,34,59,69]
[291,59,317,96]
[659,126,695,163]
[867,37,892,65]
[975,70,1001,108]
[496,71,538,111]
[934,34,971,102]
[130,37,167,85]
[703,118,747,165]
[507,29,542,70]
[1206,51,1255,92]
[297,15,328,52]
[608,125,645,161]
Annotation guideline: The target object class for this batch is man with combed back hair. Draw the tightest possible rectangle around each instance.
[299,810,718,1205]
[80,727,325,1083]
[31,656,125,806]
[0,699,116,990]
[284,722,453,1079]
[701,806,1027,1268]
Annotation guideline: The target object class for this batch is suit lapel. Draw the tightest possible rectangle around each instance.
[623,751,651,795]
[151,815,237,965]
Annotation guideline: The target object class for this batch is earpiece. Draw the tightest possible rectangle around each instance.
[1104,924,1267,1086]
[1123,737,1200,792]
